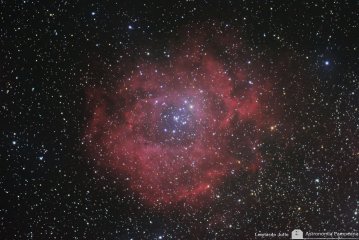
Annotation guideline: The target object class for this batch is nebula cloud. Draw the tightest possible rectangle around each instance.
[85,25,274,208]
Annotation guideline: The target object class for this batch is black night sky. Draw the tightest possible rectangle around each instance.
[1,1,358,239]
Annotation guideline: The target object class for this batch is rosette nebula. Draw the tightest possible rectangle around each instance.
[85,29,272,208]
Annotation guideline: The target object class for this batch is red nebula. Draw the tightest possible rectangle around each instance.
[85,28,272,208]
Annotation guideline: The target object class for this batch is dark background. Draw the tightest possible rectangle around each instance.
[1,0,358,239]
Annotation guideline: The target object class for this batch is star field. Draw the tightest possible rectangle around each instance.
[1,1,358,239]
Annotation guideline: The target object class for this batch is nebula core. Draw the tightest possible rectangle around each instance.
[86,28,273,208]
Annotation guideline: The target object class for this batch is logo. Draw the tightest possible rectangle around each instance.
[291,229,303,239]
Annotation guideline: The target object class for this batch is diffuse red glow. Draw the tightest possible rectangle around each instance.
[85,28,272,208]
